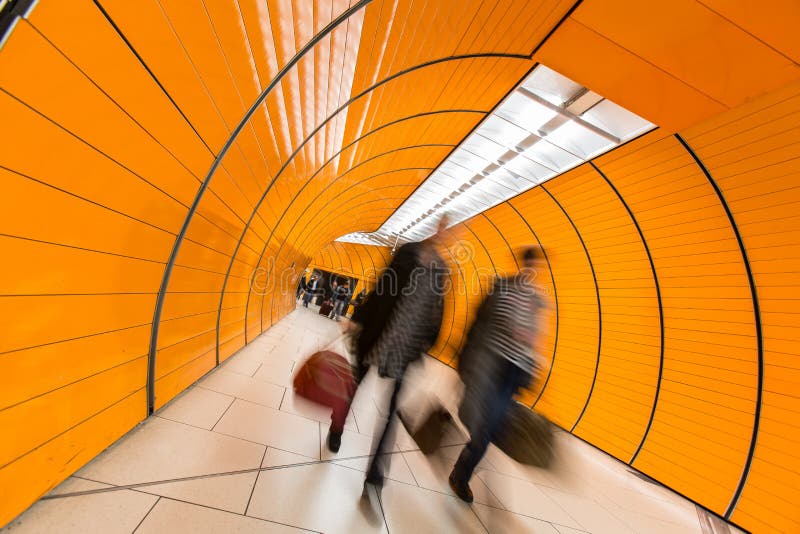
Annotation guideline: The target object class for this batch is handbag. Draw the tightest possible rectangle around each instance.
[398,406,452,455]
[492,402,554,468]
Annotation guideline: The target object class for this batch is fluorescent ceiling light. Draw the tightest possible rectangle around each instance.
[337,65,654,247]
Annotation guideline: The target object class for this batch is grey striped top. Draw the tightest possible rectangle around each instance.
[485,276,544,375]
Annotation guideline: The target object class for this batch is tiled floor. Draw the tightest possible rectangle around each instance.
[3,305,748,534]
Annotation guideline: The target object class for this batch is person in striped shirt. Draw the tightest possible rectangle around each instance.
[449,245,546,503]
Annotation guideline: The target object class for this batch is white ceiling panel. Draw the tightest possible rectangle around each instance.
[338,65,654,247]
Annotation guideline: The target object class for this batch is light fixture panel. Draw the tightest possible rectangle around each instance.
[338,65,654,247]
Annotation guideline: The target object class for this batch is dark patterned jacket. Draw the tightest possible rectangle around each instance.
[352,241,445,379]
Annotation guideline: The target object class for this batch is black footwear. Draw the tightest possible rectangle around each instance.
[365,468,384,488]
[328,431,342,453]
[448,471,474,503]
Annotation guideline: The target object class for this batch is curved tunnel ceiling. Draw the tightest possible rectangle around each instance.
[1,0,799,532]
[338,63,654,246]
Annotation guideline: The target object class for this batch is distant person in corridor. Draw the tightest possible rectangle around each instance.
[332,281,351,321]
[302,275,319,308]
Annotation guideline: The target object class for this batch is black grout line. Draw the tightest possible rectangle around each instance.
[211,428,282,449]
[328,458,417,489]
[231,394,361,433]
[479,471,507,512]
[244,447,268,517]
[278,387,287,411]
[45,445,461,502]
[399,451,420,487]
[71,474,118,488]
[134,493,321,534]
[209,395,237,432]
[469,504,490,533]
[148,413,272,449]
[132,496,160,534]
[373,483,391,534]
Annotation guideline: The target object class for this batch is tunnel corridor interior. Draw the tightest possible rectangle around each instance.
[1,0,798,532]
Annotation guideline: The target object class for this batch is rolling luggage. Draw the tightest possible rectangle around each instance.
[293,351,356,433]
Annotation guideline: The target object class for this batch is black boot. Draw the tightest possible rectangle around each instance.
[327,430,342,453]
[448,471,474,503]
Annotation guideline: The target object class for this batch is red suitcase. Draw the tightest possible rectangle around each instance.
[293,351,356,433]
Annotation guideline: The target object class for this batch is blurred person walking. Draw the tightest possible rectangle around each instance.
[449,246,547,503]
[342,217,450,488]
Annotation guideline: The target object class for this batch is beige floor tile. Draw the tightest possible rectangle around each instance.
[253,360,295,387]
[136,471,259,514]
[77,417,264,485]
[279,390,358,432]
[331,452,417,486]
[253,335,283,349]
[553,526,590,534]
[472,503,562,533]
[2,480,156,534]
[136,498,310,534]
[199,370,285,409]
[402,449,503,507]
[268,352,302,371]
[599,485,700,528]
[262,428,416,490]
[380,480,485,533]
[46,477,112,497]
[262,447,319,468]
[482,445,564,489]
[477,470,582,529]
[238,338,299,367]
[355,406,420,449]
[356,389,386,413]
[213,399,321,459]
[320,426,378,462]
[223,354,268,376]
[606,506,702,534]
[219,354,263,377]
[156,386,234,430]
[322,428,416,485]
[247,462,387,533]
[352,407,385,433]
[538,487,635,534]
[8,308,729,534]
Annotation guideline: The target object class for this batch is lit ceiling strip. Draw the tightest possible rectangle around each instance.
[338,65,654,246]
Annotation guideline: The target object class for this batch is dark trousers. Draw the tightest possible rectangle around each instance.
[366,377,403,482]
[452,358,522,486]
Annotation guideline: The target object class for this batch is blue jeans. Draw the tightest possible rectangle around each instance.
[452,358,522,485]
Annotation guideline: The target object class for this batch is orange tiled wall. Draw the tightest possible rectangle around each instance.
[1,0,799,531]
[427,83,800,531]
